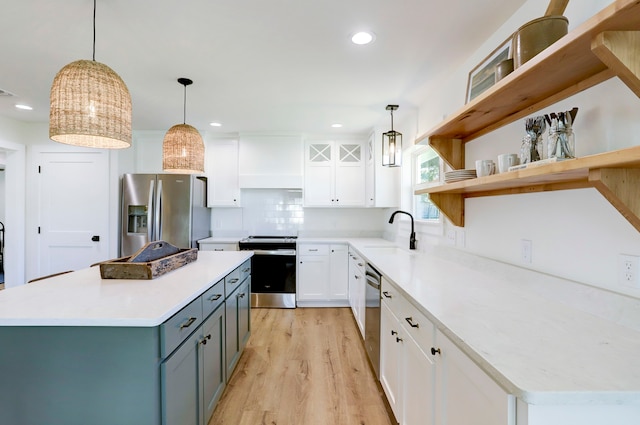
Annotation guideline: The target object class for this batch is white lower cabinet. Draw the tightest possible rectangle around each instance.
[434,328,515,425]
[380,277,514,425]
[297,243,348,305]
[348,248,366,337]
[381,291,435,425]
[198,242,239,251]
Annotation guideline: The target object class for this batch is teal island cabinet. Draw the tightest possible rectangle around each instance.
[0,251,252,425]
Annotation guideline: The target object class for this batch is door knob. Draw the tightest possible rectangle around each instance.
[91,235,100,242]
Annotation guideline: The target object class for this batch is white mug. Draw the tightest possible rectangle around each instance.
[475,159,495,177]
[497,153,520,173]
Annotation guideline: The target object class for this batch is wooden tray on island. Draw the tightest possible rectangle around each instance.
[99,241,198,280]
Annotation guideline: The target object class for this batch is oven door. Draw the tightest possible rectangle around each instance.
[249,249,296,308]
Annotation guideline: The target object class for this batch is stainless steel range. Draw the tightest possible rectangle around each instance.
[238,236,297,308]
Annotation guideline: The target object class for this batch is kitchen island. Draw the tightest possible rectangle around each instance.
[0,251,252,425]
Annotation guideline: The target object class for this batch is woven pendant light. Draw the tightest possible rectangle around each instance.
[49,0,132,149]
[162,78,205,174]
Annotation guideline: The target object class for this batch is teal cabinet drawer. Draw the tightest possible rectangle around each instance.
[160,297,203,358]
[225,266,241,298]
[239,259,251,282]
[202,279,225,318]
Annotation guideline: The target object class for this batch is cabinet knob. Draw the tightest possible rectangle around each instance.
[396,337,403,343]
[431,347,441,356]
[238,292,246,298]
[200,334,212,345]
[391,330,398,336]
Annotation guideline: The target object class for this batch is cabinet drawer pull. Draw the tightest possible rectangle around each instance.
[242,268,250,273]
[228,278,239,284]
[208,294,222,302]
[357,262,364,267]
[238,292,246,298]
[391,330,398,336]
[200,334,212,345]
[214,248,224,251]
[382,291,392,298]
[431,347,441,356]
[180,317,197,330]
[405,317,419,328]
[309,249,318,252]
[396,337,403,343]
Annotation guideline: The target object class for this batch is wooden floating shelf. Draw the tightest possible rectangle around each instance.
[414,0,640,170]
[415,146,640,230]
[413,0,640,232]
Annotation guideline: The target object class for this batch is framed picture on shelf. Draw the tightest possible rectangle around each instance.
[465,36,512,103]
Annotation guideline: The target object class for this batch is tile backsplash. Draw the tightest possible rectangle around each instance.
[210,189,387,238]
[242,189,304,235]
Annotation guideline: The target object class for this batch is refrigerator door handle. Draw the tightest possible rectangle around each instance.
[156,179,163,241]
[147,179,155,242]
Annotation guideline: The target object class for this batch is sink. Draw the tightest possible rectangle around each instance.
[362,246,414,256]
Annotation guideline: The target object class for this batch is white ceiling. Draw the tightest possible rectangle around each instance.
[0,0,528,137]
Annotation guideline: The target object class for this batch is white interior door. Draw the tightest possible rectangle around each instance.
[35,150,110,278]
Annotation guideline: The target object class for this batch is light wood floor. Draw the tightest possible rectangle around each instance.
[209,307,395,425]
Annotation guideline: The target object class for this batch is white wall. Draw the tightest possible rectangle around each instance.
[0,116,27,287]
[409,0,640,297]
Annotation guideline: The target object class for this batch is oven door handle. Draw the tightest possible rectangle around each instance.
[250,249,297,256]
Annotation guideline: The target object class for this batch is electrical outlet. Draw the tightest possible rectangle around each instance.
[618,254,640,287]
[446,230,456,246]
[457,230,466,247]
[521,239,532,263]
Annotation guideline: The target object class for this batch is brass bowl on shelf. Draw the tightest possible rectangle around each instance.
[512,15,568,68]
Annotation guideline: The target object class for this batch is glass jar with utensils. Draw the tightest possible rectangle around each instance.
[546,108,577,160]
[520,116,546,164]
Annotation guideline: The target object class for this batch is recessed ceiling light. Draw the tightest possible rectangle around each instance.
[209,122,222,127]
[331,123,343,128]
[15,104,33,110]
[351,31,375,45]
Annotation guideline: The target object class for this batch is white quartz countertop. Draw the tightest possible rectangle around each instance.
[341,239,640,406]
[197,236,244,244]
[0,251,252,327]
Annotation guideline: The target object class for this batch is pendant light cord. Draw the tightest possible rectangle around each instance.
[183,84,187,124]
[92,0,96,61]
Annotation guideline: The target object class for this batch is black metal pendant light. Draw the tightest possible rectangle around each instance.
[382,105,402,167]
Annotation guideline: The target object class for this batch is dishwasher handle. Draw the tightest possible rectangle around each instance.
[366,274,380,289]
[365,263,381,289]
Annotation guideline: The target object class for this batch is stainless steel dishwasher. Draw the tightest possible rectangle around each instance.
[364,263,381,379]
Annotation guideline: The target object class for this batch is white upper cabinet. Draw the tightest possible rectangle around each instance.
[238,135,303,188]
[205,138,240,207]
[304,139,365,207]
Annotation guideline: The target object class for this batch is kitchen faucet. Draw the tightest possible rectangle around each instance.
[388,210,416,250]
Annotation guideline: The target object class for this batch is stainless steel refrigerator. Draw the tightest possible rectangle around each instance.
[120,173,211,257]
